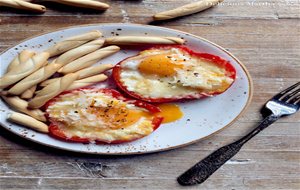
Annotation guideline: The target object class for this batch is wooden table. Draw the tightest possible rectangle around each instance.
[0,0,299,189]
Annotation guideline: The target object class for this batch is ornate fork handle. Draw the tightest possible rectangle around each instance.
[177,114,280,186]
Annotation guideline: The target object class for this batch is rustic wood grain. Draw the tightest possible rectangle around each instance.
[0,0,299,189]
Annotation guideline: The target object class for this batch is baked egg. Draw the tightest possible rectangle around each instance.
[45,88,163,144]
[113,45,236,102]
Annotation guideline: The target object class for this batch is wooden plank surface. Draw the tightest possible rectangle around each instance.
[0,0,299,189]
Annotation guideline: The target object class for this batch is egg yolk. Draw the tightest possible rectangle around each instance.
[155,104,183,123]
[138,54,183,77]
[89,100,151,129]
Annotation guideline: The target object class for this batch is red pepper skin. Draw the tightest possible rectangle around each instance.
[112,45,236,103]
[45,88,164,144]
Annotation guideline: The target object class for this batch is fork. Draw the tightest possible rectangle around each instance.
[177,82,300,186]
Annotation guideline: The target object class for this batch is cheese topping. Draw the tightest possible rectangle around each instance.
[47,89,155,143]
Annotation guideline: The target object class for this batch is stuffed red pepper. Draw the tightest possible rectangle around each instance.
[113,45,236,102]
[45,88,163,144]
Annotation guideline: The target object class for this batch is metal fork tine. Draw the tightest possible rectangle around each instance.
[273,82,300,100]
[280,82,300,94]
[284,88,300,102]
[291,94,300,105]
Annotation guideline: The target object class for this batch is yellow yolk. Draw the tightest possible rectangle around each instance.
[88,101,152,129]
[138,54,183,76]
[46,90,160,143]
[155,104,183,123]
[218,81,232,93]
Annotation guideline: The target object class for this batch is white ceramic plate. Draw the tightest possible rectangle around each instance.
[0,23,252,155]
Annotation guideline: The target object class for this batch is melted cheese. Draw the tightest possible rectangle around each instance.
[47,89,155,143]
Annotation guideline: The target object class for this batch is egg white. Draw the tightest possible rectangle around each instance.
[119,48,234,99]
[47,89,154,143]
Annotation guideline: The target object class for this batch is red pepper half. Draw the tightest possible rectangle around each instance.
[45,88,164,144]
[112,45,236,103]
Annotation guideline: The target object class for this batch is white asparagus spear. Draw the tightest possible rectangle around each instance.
[40,63,113,86]
[28,73,78,109]
[46,30,102,57]
[54,39,105,67]
[43,0,109,10]
[58,45,120,74]
[20,85,37,99]
[0,52,49,89]
[7,112,48,133]
[153,0,223,21]
[105,36,184,45]
[6,50,35,73]
[1,96,46,122]
[0,0,46,13]
[66,74,108,91]
[8,64,61,95]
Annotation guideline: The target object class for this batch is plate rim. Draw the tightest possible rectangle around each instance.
[0,23,253,155]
